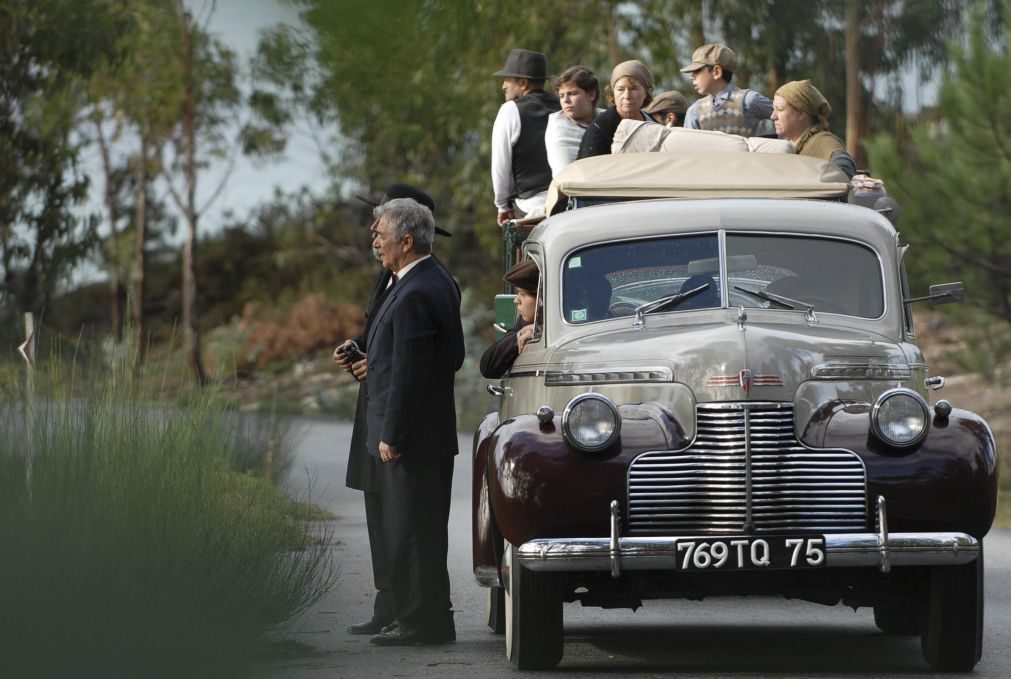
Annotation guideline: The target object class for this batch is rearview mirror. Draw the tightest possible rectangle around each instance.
[904,282,964,306]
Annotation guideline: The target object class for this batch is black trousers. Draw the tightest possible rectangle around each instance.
[377,455,455,629]
[363,488,395,623]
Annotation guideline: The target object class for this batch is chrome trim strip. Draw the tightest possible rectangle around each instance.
[812,362,912,380]
[515,532,980,572]
[545,366,674,385]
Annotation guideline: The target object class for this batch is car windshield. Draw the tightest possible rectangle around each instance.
[561,232,884,324]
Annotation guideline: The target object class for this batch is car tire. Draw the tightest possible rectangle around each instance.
[920,543,984,671]
[486,586,505,634]
[504,542,563,670]
[873,603,918,635]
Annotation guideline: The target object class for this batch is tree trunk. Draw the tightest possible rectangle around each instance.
[179,9,206,385]
[131,131,149,369]
[844,0,864,168]
[94,113,121,342]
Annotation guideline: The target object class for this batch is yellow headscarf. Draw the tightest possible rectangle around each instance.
[776,80,831,131]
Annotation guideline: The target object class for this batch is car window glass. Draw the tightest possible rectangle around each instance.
[726,234,884,318]
[562,234,720,324]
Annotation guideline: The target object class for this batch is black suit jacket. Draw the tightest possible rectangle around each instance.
[345,267,394,491]
[366,256,464,461]
[479,316,530,379]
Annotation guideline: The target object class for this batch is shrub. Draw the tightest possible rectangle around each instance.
[0,362,337,677]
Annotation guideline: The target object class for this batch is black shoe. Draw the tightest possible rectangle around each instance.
[369,623,455,646]
[347,618,393,635]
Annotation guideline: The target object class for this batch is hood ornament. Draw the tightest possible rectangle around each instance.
[737,305,747,331]
[739,369,753,393]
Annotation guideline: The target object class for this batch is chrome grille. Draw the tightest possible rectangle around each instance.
[627,402,868,535]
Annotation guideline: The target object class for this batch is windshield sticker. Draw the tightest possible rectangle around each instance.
[568,257,582,269]
[571,308,587,322]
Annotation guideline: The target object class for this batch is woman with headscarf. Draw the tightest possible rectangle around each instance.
[576,60,656,159]
[772,80,857,178]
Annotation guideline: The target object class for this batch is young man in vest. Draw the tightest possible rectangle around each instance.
[681,44,773,137]
[491,48,560,227]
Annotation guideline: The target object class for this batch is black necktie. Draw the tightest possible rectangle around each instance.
[390,272,397,287]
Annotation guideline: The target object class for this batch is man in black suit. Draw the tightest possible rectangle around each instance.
[364,197,464,646]
[334,184,449,636]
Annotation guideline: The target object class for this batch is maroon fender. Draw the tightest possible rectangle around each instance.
[486,405,687,548]
[801,401,998,539]
[472,412,502,576]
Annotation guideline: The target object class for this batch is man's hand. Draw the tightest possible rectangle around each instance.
[516,324,535,354]
[497,210,515,227]
[351,356,368,380]
[333,340,354,373]
[379,441,400,463]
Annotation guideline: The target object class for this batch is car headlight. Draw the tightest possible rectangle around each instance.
[561,393,621,452]
[870,388,929,448]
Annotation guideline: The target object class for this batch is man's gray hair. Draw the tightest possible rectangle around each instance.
[374,198,435,254]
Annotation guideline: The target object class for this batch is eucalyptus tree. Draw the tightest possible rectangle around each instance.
[0,0,121,336]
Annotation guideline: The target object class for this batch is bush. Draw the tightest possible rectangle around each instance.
[0,361,337,678]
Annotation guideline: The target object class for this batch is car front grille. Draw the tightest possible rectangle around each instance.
[627,402,868,535]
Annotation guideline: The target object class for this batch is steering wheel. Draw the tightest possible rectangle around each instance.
[607,301,639,318]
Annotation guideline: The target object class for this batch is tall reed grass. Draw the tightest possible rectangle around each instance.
[0,353,337,677]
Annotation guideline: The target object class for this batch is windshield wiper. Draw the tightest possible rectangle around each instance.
[633,283,710,326]
[734,285,818,322]
[733,285,798,309]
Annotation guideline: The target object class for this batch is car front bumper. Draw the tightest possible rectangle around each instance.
[514,496,979,578]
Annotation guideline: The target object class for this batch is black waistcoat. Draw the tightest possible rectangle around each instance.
[512,90,560,199]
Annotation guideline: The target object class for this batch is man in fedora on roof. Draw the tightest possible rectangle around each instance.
[491,48,560,227]
[681,43,773,137]
[334,183,451,639]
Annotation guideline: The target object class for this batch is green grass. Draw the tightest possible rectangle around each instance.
[0,356,337,678]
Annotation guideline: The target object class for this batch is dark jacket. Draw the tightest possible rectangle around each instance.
[366,257,465,460]
[345,268,393,491]
[480,316,530,379]
[577,107,652,159]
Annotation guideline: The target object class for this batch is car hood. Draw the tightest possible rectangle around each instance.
[549,318,907,402]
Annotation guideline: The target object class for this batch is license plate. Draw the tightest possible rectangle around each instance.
[674,536,826,571]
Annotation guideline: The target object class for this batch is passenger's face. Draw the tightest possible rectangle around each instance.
[558,82,596,124]
[515,287,537,323]
[689,66,717,96]
[771,95,810,142]
[613,77,647,120]
[501,77,524,101]
[370,217,382,261]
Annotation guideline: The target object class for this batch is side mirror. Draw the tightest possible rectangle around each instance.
[904,281,964,306]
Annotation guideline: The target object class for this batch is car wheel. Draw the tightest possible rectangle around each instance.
[920,543,984,671]
[504,542,563,670]
[873,603,918,635]
[486,586,505,634]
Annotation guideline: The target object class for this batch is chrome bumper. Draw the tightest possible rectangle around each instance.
[516,497,979,578]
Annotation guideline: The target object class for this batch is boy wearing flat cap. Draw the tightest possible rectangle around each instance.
[491,49,560,227]
[644,90,690,127]
[681,43,773,137]
[480,259,539,379]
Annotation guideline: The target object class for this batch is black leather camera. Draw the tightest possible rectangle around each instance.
[337,340,363,363]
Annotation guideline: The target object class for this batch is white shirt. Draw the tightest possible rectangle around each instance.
[490,100,546,218]
[545,108,605,178]
[393,254,431,283]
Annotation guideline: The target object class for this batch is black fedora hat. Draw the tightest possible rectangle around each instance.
[493,49,548,80]
[355,183,451,237]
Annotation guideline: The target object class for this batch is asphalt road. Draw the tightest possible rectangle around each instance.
[254,417,1011,679]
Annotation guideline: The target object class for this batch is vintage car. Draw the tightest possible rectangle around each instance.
[472,152,998,671]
